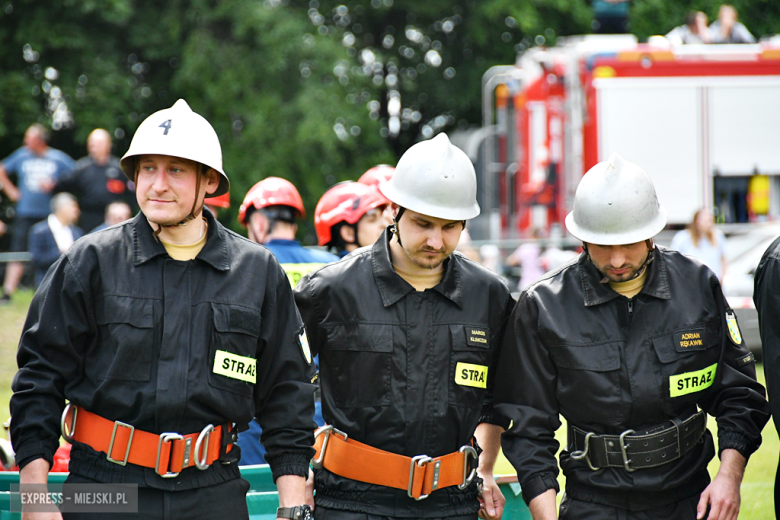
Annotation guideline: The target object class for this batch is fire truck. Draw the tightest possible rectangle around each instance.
[478,35,780,240]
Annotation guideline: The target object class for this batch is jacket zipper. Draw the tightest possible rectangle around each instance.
[627,299,634,317]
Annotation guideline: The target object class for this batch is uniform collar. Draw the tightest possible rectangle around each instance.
[265,238,300,247]
[371,227,463,309]
[580,246,671,307]
[132,209,230,271]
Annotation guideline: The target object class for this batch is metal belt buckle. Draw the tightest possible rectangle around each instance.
[408,454,433,500]
[570,431,600,471]
[60,403,78,443]
[106,420,135,466]
[156,432,184,478]
[458,445,478,490]
[311,425,348,469]
[194,424,215,470]
[619,429,636,472]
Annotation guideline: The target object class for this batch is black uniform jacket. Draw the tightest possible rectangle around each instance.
[294,228,514,517]
[754,237,780,451]
[495,247,769,509]
[11,210,316,490]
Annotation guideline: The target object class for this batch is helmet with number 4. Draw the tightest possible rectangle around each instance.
[120,99,230,197]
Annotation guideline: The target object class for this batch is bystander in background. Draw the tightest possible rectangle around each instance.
[670,207,727,280]
[55,128,134,232]
[0,124,74,303]
[709,4,755,43]
[89,200,132,233]
[28,192,83,288]
[666,11,710,44]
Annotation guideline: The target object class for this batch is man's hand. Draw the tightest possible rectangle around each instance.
[697,449,746,520]
[478,473,505,519]
[20,458,62,520]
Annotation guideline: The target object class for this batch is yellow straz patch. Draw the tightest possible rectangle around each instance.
[455,362,488,389]
[213,350,257,384]
[669,363,716,397]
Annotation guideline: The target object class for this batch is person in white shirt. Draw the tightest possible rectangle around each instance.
[670,207,727,280]
[28,192,83,288]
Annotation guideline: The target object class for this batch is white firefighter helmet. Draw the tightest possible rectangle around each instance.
[565,152,667,245]
[380,133,480,221]
[120,99,229,197]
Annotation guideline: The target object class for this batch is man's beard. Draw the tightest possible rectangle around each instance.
[406,247,447,270]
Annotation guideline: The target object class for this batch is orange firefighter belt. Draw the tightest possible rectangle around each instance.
[311,425,478,500]
[60,404,235,478]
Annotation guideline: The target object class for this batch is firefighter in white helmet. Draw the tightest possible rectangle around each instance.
[11,99,316,520]
[295,133,514,520]
[495,153,769,520]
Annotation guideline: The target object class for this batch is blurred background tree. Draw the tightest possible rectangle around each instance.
[0,0,777,241]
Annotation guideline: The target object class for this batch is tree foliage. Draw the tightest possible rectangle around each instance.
[0,0,777,238]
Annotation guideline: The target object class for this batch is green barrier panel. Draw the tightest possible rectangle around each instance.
[0,467,532,519]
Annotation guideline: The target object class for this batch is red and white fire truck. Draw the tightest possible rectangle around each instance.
[480,35,780,239]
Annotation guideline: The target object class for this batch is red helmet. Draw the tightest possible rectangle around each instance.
[238,177,305,227]
[315,182,389,246]
[204,192,231,209]
[358,164,395,188]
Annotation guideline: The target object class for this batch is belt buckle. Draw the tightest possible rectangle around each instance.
[60,403,78,443]
[311,425,348,470]
[458,445,478,490]
[408,454,433,500]
[570,431,600,471]
[194,424,215,470]
[106,420,135,466]
[619,429,636,473]
[156,432,184,478]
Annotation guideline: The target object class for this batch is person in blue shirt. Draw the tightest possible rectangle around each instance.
[0,124,74,302]
[236,176,336,465]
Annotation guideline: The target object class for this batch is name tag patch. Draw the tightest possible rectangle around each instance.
[465,327,488,348]
[213,350,257,384]
[673,328,706,352]
[455,362,488,388]
[669,363,716,397]
[737,352,755,367]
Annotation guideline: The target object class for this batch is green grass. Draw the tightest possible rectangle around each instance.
[1,290,777,517]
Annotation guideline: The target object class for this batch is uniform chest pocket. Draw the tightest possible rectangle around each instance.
[208,303,261,398]
[450,325,491,410]
[95,296,154,382]
[323,323,392,408]
[651,322,720,407]
[549,342,623,425]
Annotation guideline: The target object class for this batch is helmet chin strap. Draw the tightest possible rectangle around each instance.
[391,207,406,247]
[585,239,655,282]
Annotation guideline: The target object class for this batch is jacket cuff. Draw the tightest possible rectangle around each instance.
[15,440,56,471]
[267,450,314,483]
[718,429,759,461]
[520,472,560,507]
[479,406,511,430]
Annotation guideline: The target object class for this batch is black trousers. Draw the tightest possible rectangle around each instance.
[61,473,250,520]
[314,505,477,520]
[560,493,704,520]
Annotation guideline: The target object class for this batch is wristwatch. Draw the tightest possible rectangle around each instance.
[276,505,312,520]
